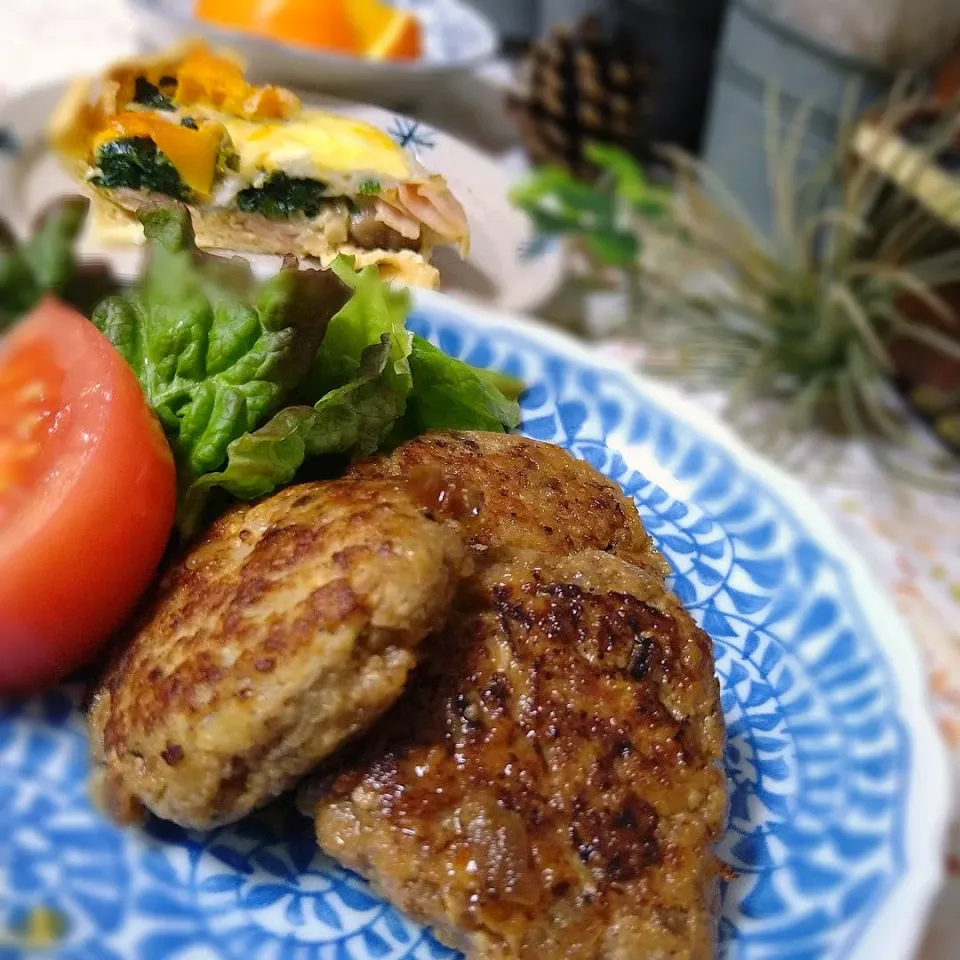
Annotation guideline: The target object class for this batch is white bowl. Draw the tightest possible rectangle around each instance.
[127,0,499,107]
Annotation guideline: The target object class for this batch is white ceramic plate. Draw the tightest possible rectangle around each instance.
[0,289,951,960]
[0,82,563,314]
[128,0,498,106]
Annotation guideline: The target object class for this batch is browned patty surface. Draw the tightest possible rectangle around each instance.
[88,477,467,829]
[347,431,667,574]
[310,434,726,960]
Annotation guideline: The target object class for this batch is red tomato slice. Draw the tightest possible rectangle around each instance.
[0,298,176,693]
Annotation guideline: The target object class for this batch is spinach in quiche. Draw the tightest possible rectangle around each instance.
[132,76,176,112]
[236,172,329,219]
[91,137,189,200]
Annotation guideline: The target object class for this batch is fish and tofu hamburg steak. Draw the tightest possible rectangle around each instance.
[88,429,725,958]
[88,477,468,829]
[310,552,726,960]
[348,431,669,574]
[307,431,727,960]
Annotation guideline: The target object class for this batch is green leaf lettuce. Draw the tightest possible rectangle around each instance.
[178,335,405,536]
[91,204,523,537]
[0,197,110,329]
[91,201,349,481]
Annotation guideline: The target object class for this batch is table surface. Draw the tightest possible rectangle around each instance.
[4,2,960,956]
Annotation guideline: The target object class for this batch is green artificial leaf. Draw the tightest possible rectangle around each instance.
[178,335,404,536]
[586,230,640,268]
[585,142,670,218]
[510,154,650,269]
[0,197,92,329]
[512,165,610,216]
[92,200,349,482]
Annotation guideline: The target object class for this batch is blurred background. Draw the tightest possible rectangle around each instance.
[2,0,960,953]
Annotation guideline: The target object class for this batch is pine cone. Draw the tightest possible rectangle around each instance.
[507,15,651,180]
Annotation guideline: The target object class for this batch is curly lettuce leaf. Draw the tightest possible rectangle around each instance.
[177,297,523,535]
[91,201,348,480]
[401,335,521,433]
[179,335,404,536]
[300,256,413,400]
[460,360,525,404]
[96,220,525,537]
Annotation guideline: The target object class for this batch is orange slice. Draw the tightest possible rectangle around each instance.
[194,0,360,56]
[347,0,423,62]
[194,0,261,32]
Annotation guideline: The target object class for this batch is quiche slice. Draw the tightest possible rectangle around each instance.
[48,42,468,287]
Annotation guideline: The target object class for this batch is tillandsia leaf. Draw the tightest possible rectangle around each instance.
[896,247,960,289]
[825,280,894,372]
[846,344,909,441]
[764,87,811,268]
[802,208,871,275]
[853,262,958,326]
[661,146,767,252]
[509,80,960,477]
[664,169,781,294]
[887,313,960,361]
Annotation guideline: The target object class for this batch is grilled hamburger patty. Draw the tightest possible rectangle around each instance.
[309,432,726,959]
[88,478,467,829]
[347,431,668,573]
[310,552,726,960]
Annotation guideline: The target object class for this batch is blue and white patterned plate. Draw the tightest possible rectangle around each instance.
[0,291,950,959]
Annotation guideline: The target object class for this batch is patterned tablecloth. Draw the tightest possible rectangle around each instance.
[4,2,960,956]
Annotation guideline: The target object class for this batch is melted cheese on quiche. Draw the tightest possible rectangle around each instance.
[53,42,438,212]
[219,111,412,189]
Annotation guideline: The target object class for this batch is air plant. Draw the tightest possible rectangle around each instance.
[512,87,960,489]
